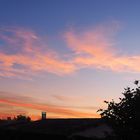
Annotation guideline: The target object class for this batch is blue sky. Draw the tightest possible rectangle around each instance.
[0,0,140,119]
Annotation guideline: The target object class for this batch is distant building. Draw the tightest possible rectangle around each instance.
[41,112,46,120]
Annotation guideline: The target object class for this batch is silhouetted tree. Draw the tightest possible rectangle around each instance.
[14,115,31,122]
[98,81,140,139]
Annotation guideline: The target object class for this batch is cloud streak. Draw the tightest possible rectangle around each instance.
[0,91,99,119]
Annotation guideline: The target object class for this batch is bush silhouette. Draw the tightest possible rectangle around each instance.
[14,115,31,122]
[98,80,140,139]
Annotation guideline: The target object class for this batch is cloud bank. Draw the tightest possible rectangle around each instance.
[0,25,140,79]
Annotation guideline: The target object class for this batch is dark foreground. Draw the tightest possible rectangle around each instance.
[0,118,139,140]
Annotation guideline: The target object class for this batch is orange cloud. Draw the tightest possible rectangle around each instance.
[0,92,99,119]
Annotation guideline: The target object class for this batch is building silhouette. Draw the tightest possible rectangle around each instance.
[41,112,46,120]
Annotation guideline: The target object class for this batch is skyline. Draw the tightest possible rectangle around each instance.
[0,0,140,120]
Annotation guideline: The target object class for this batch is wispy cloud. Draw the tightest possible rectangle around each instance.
[65,26,140,73]
[52,94,99,110]
[0,91,99,119]
[52,94,88,102]
[1,24,140,79]
[0,27,76,79]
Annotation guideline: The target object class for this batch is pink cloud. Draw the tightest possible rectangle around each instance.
[0,27,76,78]
[65,27,140,73]
[1,25,140,79]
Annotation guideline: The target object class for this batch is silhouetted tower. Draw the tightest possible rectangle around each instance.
[41,112,46,120]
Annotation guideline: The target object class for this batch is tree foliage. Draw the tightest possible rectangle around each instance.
[98,81,140,138]
[14,115,31,122]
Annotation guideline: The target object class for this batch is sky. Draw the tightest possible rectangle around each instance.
[0,0,140,120]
